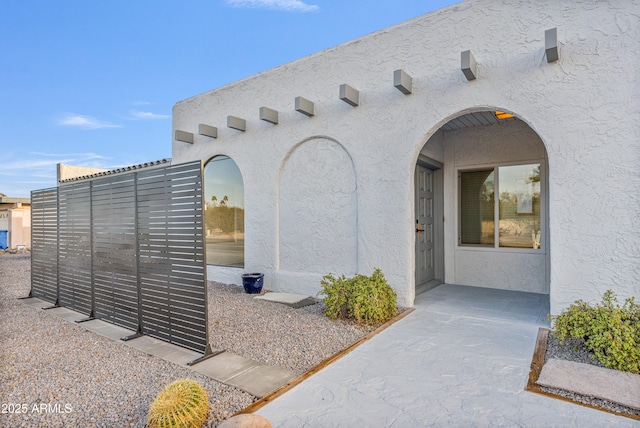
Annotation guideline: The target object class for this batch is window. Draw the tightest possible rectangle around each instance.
[460,163,541,249]
[204,156,244,267]
[460,170,495,246]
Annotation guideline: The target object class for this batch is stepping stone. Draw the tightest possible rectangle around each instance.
[20,295,296,399]
[537,358,640,410]
[254,292,318,309]
[192,353,295,398]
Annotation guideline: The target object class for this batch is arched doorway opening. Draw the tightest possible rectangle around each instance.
[415,110,549,297]
[203,155,244,268]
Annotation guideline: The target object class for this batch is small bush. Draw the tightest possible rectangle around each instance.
[319,268,397,325]
[147,379,209,428]
[551,290,640,374]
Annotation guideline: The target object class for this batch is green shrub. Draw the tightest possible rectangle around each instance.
[551,290,640,374]
[147,379,209,428]
[319,268,397,325]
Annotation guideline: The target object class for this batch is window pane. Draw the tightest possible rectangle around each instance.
[460,170,495,245]
[204,156,244,267]
[498,164,541,249]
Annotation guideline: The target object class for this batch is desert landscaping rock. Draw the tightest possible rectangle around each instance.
[0,254,374,426]
[217,413,272,428]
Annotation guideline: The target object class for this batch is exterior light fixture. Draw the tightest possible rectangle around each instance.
[295,96,315,117]
[227,115,246,131]
[199,124,218,138]
[175,130,194,144]
[260,106,279,124]
[495,111,515,120]
[339,84,359,106]
[393,69,413,94]
[461,50,477,81]
[545,27,559,62]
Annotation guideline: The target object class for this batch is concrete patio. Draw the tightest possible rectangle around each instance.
[254,284,639,427]
[20,284,639,426]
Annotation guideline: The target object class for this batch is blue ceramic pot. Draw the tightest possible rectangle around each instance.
[241,273,264,294]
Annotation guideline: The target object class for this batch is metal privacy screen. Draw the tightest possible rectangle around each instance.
[30,160,210,355]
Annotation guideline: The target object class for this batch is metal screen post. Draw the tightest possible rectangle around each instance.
[121,172,144,341]
[186,160,222,365]
[76,182,95,323]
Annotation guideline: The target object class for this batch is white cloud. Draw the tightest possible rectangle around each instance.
[1,152,114,173]
[30,151,109,160]
[58,113,122,129]
[225,0,318,12]
[1,152,119,197]
[129,110,170,120]
[1,158,65,172]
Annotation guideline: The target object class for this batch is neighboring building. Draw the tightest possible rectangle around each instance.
[56,160,170,185]
[0,195,31,250]
[57,163,109,182]
[170,0,640,313]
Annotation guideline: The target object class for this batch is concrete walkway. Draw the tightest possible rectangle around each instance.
[256,284,640,427]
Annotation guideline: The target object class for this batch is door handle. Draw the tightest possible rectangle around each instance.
[416,221,424,234]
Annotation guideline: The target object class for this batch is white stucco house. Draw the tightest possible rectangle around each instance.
[171,0,639,313]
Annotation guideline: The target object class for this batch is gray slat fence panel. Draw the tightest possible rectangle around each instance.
[137,161,208,353]
[29,160,208,355]
[30,188,59,304]
[57,181,92,315]
[91,174,139,331]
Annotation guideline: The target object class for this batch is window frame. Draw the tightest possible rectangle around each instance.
[458,159,545,253]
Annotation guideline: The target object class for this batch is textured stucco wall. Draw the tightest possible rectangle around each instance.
[172,0,640,312]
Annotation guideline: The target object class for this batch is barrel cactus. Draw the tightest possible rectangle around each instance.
[147,378,209,428]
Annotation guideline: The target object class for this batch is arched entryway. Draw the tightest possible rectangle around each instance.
[415,110,550,297]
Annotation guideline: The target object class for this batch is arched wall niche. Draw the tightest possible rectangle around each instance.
[277,137,358,283]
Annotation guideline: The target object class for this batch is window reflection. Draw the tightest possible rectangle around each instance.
[498,164,540,249]
[204,156,244,267]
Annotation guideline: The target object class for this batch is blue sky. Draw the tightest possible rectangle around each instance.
[1,0,459,198]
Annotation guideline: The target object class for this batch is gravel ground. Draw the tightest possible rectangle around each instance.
[207,282,376,375]
[0,254,375,427]
[544,333,640,417]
